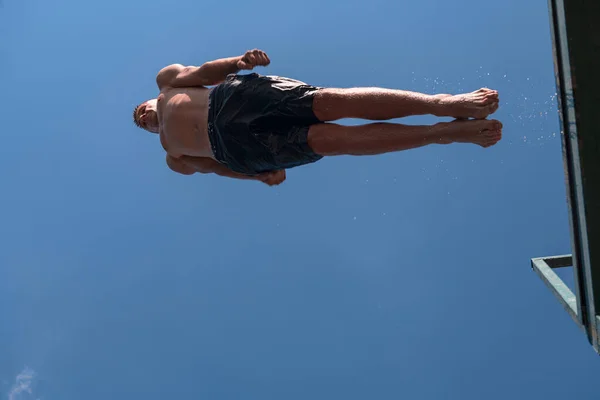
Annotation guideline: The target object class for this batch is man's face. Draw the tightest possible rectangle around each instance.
[135,99,159,133]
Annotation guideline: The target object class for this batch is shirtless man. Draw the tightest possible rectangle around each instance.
[133,49,502,186]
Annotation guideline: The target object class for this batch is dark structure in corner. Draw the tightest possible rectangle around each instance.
[531,0,600,354]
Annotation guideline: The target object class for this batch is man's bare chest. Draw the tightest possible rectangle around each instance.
[157,93,212,157]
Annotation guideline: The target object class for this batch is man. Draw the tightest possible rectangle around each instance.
[133,49,502,186]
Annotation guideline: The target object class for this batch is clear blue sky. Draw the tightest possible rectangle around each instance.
[1,0,599,398]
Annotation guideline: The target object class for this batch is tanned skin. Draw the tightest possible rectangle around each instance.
[134,50,286,185]
[133,49,502,186]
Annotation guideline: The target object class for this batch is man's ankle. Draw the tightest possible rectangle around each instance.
[430,95,450,117]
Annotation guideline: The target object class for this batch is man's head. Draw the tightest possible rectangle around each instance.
[132,99,159,133]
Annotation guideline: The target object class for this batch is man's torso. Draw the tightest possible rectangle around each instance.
[157,86,213,158]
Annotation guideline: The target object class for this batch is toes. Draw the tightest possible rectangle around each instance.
[475,96,498,107]
[487,92,499,101]
[476,88,499,104]
[482,94,499,105]
[480,120,502,134]
[472,119,502,148]
[488,132,502,141]
[474,104,497,119]
[481,135,501,148]
[485,94,499,104]
[485,130,502,145]
[476,87,494,94]
[485,102,499,115]
[477,103,499,119]
[484,124,502,134]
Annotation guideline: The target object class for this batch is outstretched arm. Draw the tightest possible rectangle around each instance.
[156,49,270,88]
[176,155,260,180]
[167,155,286,185]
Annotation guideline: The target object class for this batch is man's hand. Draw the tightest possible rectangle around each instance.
[258,170,286,186]
[237,49,271,70]
[157,49,271,88]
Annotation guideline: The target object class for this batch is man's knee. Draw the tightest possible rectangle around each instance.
[307,123,345,156]
[312,88,348,122]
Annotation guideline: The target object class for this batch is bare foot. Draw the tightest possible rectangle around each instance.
[437,119,503,148]
[435,88,499,119]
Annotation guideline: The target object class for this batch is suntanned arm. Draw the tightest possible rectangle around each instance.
[156,49,270,89]
[167,154,260,181]
[167,155,286,185]
[166,154,196,175]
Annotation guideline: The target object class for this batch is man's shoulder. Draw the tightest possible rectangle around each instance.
[156,64,185,89]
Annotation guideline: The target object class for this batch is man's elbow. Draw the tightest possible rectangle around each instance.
[166,155,197,175]
[168,166,196,175]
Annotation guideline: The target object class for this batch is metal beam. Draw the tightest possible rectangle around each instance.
[531,257,581,329]
[542,255,573,269]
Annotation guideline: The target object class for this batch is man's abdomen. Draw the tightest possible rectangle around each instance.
[163,88,214,158]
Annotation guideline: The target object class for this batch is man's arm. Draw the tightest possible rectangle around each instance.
[167,155,286,185]
[156,49,270,89]
[167,155,258,180]
[166,154,196,175]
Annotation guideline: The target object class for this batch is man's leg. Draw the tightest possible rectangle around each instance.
[312,87,499,121]
[307,119,502,156]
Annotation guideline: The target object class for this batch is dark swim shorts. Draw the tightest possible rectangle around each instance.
[207,73,324,175]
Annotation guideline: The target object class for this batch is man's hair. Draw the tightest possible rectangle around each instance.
[132,104,142,128]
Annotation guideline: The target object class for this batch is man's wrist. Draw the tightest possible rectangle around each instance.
[226,56,244,73]
[221,55,246,75]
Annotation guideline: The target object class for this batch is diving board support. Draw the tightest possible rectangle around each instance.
[531,0,600,354]
[531,256,581,331]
